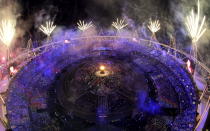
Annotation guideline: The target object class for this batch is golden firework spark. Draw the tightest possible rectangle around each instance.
[39,20,56,37]
[147,19,160,34]
[185,0,206,43]
[112,18,128,31]
[0,20,16,47]
[77,20,93,31]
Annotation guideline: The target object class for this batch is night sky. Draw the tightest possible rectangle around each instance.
[17,0,172,43]
[19,0,170,27]
[20,0,88,26]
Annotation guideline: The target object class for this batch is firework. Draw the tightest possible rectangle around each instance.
[112,18,128,31]
[185,0,206,63]
[147,19,160,34]
[26,38,33,49]
[39,20,56,37]
[0,20,16,47]
[77,20,93,31]
[185,0,206,43]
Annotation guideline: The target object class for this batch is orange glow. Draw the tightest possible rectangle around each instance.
[99,65,105,71]
[95,65,110,77]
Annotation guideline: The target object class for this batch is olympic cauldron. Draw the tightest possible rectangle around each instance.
[6,37,197,131]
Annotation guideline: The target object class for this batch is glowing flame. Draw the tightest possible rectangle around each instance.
[77,20,93,31]
[96,65,110,77]
[185,0,206,43]
[147,19,160,34]
[99,65,105,71]
[39,20,56,37]
[112,18,128,31]
[0,20,16,47]
[187,60,193,73]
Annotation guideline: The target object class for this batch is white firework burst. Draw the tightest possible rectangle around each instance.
[185,0,206,43]
[112,18,128,31]
[147,19,160,34]
[0,20,16,47]
[39,20,56,37]
[77,20,93,31]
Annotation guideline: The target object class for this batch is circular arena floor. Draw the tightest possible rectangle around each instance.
[6,38,197,130]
